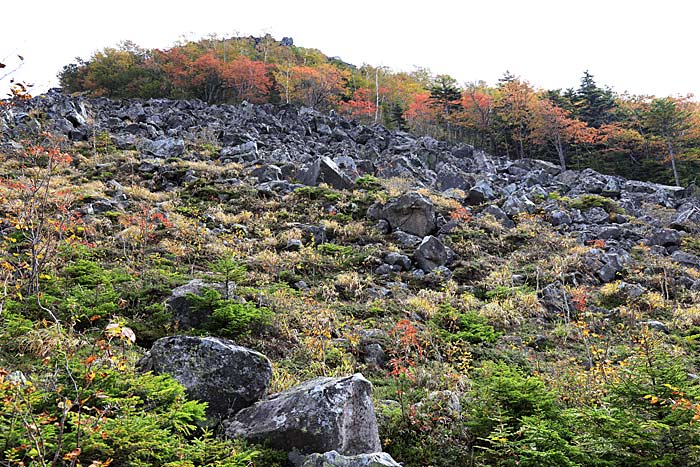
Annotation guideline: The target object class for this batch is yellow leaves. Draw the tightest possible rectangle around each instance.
[104,321,136,344]
[644,394,660,405]
[88,458,112,467]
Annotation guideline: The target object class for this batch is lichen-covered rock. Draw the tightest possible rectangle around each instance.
[301,451,401,467]
[138,336,272,422]
[373,192,436,237]
[143,137,185,157]
[223,373,381,456]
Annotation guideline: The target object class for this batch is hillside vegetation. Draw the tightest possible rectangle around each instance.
[0,52,700,466]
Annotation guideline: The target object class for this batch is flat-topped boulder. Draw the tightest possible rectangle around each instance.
[223,373,381,456]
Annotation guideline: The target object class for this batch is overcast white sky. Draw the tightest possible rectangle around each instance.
[2,0,698,98]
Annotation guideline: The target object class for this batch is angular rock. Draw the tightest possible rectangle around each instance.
[414,235,452,272]
[672,250,700,268]
[302,451,401,467]
[376,192,437,237]
[224,374,381,456]
[143,137,185,158]
[138,336,272,421]
[502,194,536,217]
[298,157,354,190]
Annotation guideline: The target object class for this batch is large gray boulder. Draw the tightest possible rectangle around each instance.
[647,228,683,250]
[370,192,437,237]
[138,336,272,422]
[298,157,355,190]
[223,373,381,456]
[302,451,401,467]
[414,235,453,272]
[143,137,185,158]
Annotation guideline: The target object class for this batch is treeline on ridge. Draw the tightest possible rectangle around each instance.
[58,34,700,186]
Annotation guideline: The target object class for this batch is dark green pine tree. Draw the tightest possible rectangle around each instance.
[574,70,617,128]
[388,102,408,131]
[429,74,461,111]
[429,74,462,140]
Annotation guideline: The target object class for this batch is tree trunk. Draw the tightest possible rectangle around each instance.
[667,139,680,187]
[375,68,380,123]
[555,134,567,171]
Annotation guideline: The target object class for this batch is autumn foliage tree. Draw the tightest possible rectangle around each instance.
[494,77,537,159]
[287,64,349,109]
[460,83,496,150]
[339,87,376,122]
[529,97,597,170]
[404,92,439,136]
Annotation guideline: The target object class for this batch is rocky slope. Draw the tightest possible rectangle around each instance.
[5,90,699,272]
[2,90,700,466]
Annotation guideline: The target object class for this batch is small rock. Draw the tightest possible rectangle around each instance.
[414,236,452,272]
[640,320,669,334]
[384,252,412,271]
[301,451,401,467]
